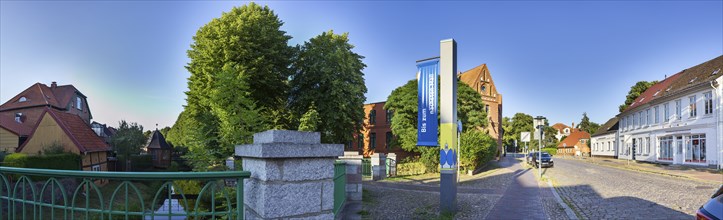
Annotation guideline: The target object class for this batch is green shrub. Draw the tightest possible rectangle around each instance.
[418,147,439,173]
[3,153,80,180]
[42,141,69,155]
[459,130,496,173]
[397,162,426,176]
[3,153,28,167]
[541,147,557,156]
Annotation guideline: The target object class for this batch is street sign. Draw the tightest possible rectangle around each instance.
[416,58,440,147]
[521,132,530,142]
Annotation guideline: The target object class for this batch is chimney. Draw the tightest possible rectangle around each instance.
[51,81,57,89]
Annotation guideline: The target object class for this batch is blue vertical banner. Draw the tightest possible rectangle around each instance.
[417,59,439,147]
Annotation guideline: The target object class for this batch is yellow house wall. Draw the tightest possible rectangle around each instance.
[0,128,19,153]
[19,114,80,155]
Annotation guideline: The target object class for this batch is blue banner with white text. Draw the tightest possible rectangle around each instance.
[417,59,439,147]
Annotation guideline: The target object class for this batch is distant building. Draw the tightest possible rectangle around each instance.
[351,102,413,160]
[145,129,173,168]
[458,64,504,156]
[590,117,619,158]
[551,123,576,141]
[0,82,92,127]
[557,130,591,157]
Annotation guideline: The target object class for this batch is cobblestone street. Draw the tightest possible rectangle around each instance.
[543,157,721,219]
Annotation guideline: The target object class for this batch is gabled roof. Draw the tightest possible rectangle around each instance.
[458,64,501,97]
[622,55,723,114]
[592,117,619,137]
[551,123,570,132]
[146,129,172,150]
[17,108,110,153]
[558,131,591,148]
[0,82,85,112]
[0,114,32,136]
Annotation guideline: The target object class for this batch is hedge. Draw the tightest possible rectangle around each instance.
[541,147,557,156]
[3,153,80,170]
[397,162,426,176]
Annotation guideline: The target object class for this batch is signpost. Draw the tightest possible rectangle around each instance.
[534,116,546,178]
[521,131,530,160]
[416,39,457,214]
[439,39,458,213]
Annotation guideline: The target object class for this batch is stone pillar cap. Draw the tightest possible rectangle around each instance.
[236,130,343,159]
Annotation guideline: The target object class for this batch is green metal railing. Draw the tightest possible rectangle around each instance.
[361,159,371,177]
[333,161,346,217]
[0,167,250,220]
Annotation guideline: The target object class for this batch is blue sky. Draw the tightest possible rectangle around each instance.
[1,1,721,130]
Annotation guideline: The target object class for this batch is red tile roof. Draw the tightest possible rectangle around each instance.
[0,82,83,111]
[622,72,682,113]
[17,108,110,153]
[551,123,569,132]
[622,55,723,113]
[0,114,32,136]
[558,131,590,148]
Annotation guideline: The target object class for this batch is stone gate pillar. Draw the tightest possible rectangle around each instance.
[370,153,386,181]
[235,130,343,219]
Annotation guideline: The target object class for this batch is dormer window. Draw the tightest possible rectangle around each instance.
[653,90,660,97]
[15,113,22,123]
[76,97,82,110]
[18,97,27,102]
[712,69,720,75]
[689,77,698,84]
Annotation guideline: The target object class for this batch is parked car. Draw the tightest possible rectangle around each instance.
[697,185,723,220]
[531,152,554,168]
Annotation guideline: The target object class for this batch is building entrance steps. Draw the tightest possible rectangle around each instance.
[485,155,548,220]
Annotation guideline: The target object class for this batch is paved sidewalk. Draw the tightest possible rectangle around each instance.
[569,156,722,183]
[485,155,548,220]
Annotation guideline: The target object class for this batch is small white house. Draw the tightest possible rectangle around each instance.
[617,55,722,169]
[591,117,619,158]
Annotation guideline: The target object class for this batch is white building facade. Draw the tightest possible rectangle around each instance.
[591,117,619,158]
[617,56,722,169]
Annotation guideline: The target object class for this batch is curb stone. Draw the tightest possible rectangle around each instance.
[547,179,578,220]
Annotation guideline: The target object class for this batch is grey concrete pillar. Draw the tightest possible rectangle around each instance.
[370,153,386,181]
[236,130,343,219]
[387,153,397,177]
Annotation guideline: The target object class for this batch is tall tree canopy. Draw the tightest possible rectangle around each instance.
[289,31,367,144]
[110,120,146,171]
[181,3,293,170]
[619,81,658,112]
[576,112,601,135]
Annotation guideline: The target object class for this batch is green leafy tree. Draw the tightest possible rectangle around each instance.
[459,130,496,172]
[182,3,293,170]
[384,79,490,172]
[298,103,321,132]
[289,30,367,144]
[159,126,171,138]
[502,117,514,148]
[110,120,146,171]
[576,112,601,134]
[619,81,658,112]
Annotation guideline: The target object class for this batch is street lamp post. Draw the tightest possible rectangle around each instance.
[534,116,546,178]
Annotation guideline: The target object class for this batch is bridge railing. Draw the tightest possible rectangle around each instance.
[0,166,250,220]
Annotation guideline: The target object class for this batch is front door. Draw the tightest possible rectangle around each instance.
[674,136,684,164]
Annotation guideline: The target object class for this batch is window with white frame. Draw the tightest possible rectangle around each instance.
[675,99,682,120]
[628,115,632,130]
[689,95,697,118]
[14,113,22,123]
[641,110,647,126]
[92,165,100,171]
[645,137,650,155]
[654,106,659,124]
[621,117,626,131]
[704,92,713,115]
[659,136,673,160]
[664,103,670,122]
[637,112,642,128]
[646,108,651,126]
[686,134,706,163]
